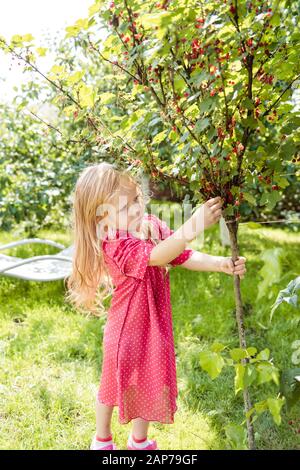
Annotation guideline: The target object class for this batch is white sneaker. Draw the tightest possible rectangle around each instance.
[90,434,118,450]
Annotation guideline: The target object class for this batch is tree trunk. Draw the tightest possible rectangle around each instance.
[225,217,256,450]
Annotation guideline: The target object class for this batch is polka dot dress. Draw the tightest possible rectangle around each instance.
[97,213,195,424]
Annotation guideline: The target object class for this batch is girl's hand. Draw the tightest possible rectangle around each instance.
[180,197,223,243]
[201,196,223,230]
[220,256,247,279]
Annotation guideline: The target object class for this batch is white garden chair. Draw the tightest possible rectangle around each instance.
[0,238,74,281]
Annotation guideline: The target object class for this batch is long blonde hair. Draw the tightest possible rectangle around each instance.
[64,161,161,318]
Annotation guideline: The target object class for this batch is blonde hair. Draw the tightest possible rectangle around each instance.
[64,161,161,318]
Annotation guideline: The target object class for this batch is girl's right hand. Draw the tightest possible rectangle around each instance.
[178,196,224,242]
[192,196,223,233]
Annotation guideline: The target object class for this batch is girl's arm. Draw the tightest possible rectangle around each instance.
[179,251,247,279]
[149,197,223,267]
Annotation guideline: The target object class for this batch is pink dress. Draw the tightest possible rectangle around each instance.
[97,213,195,424]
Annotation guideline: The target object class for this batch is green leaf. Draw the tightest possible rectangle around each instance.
[88,3,101,17]
[243,364,258,387]
[169,129,179,142]
[65,25,80,38]
[257,119,266,133]
[78,84,96,108]
[279,140,297,160]
[138,12,173,29]
[256,348,270,361]
[185,103,199,119]
[254,399,268,415]
[132,84,146,98]
[257,248,282,300]
[230,348,247,361]
[270,12,280,26]
[195,118,210,132]
[199,350,225,379]
[190,70,210,87]
[199,99,214,113]
[48,65,67,80]
[72,18,89,31]
[153,130,168,145]
[174,76,186,94]
[210,342,226,353]
[270,276,300,321]
[276,176,290,189]
[260,190,281,210]
[247,347,257,357]
[101,34,120,54]
[242,98,254,110]
[36,47,47,57]
[267,397,285,425]
[255,361,279,386]
[280,116,300,134]
[67,71,85,85]
[99,92,115,105]
[234,363,245,395]
[267,190,281,210]
[62,105,76,117]
[242,116,258,129]
[242,192,256,205]
[11,34,23,45]
[291,340,300,366]
[224,424,247,450]
[11,33,34,45]
[280,368,300,410]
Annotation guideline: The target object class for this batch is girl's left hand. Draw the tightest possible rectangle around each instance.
[220,256,247,279]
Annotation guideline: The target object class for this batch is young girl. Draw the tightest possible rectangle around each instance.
[66,162,246,451]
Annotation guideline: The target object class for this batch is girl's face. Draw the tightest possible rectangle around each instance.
[96,181,144,235]
[115,182,144,232]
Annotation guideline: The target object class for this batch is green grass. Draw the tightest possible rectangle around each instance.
[0,219,299,450]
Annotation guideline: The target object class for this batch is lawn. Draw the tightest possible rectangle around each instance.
[0,210,299,450]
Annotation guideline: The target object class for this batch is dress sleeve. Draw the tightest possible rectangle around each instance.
[149,214,195,266]
[102,236,154,280]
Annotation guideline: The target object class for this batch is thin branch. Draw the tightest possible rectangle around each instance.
[262,73,300,117]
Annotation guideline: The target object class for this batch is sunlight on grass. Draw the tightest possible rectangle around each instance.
[240,225,300,245]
